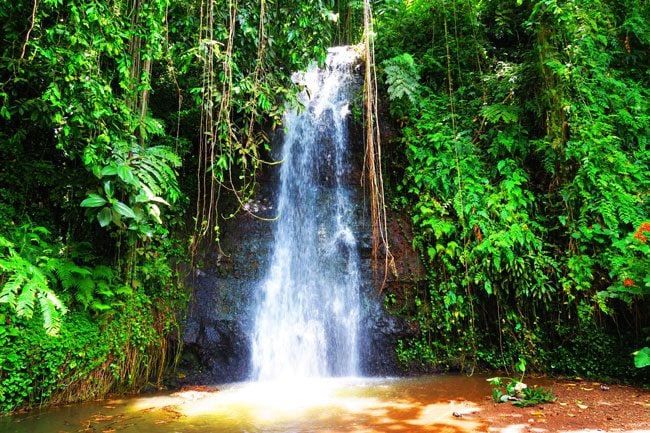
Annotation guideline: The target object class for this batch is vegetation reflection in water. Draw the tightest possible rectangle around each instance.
[3,376,491,433]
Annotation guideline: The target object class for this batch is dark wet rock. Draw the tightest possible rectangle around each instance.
[359,297,415,376]
[177,60,421,384]
[179,318,250,383]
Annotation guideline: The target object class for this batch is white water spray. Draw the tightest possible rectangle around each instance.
[251,47,362,381]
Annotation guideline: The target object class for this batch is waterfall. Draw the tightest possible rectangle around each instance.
[251,47,362,381]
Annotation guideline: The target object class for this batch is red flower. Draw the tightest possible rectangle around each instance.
[623,278,635,287]
[633,222,650,243]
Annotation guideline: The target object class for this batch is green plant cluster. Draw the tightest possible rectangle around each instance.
[1,0,340,413]
[0,218,187,413]
[487,357,556,407]
[0,288,182,412]
[488,377,556,407]
[376,0,649,382]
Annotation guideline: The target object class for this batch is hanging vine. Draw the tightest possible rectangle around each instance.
[192,0,340,252]
[362,0,393,291]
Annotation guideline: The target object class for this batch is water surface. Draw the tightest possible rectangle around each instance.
[2,375,493,433]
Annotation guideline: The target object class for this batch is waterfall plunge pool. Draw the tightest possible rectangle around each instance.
[1,375,494,433]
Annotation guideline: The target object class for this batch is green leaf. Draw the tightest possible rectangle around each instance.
[80,193,108,208]
[634,347,650,368]
[487,377,504,386]
[103,180,113,198]
[484,280,493,295]
[101,165,118,177]
[492,387,504,403]
[115,285,133,296]
[117,164,137,185]
[97,207,112,227]
[515,357,526,374]
[481,103,520,124]
[148,203,162,224]
[112,201,136,219]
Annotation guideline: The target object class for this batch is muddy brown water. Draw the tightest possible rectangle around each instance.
[1,375,498,433]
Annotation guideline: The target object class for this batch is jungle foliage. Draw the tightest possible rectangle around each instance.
[0,0,337,413]
[1,0,648,414]
[375,0,649,382]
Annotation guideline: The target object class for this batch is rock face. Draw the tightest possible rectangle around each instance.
[178,67,420,384]
[179,200,418,383]
[179,199,274,383]
[179,162,424,384]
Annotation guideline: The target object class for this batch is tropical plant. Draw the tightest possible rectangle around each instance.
[0,224,68,335]
[488,358,556,407]
[635,348,650,369]
[381,52,421,117]
[376,0,650,381]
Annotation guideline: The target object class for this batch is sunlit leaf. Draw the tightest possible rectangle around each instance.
[81,194,107,208]
[634,347,650,368]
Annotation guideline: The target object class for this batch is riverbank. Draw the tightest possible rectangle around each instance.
[474,377,650,432]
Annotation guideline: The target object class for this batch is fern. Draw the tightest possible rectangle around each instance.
[49,259,92,290]
[75,283,95,309]
[382,53,421,107]
[130,145,181,205]
[143,116,166,137]
[0,272,26,306]
[0,246,68,336]
[93,265,115,280]
[480,103,520,124]
[0,227,69,335]
[37,289,66,336]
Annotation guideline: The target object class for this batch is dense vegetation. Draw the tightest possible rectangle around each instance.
[375,0,649,381]
[0,0,336,413]
[0,0,648,415]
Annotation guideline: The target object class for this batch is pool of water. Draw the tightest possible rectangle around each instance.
[1,375,494,433]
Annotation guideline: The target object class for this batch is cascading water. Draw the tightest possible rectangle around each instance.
[251,47,362,381]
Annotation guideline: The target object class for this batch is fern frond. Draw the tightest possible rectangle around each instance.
[15,273,44,319]
[90,301,113,312]
[114,285,133,296]
[143,116,166,137]
[93,265,115,281]
[145,145,182,167]
[75,283,94,309]
[77,275,96,293]
[49,258,92,290]
[382,53,421,106]
[0,272,26,306]
[37,289,67,336]
[480,103,520,124]
[539,147,557,176]
[1,224,68,334]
